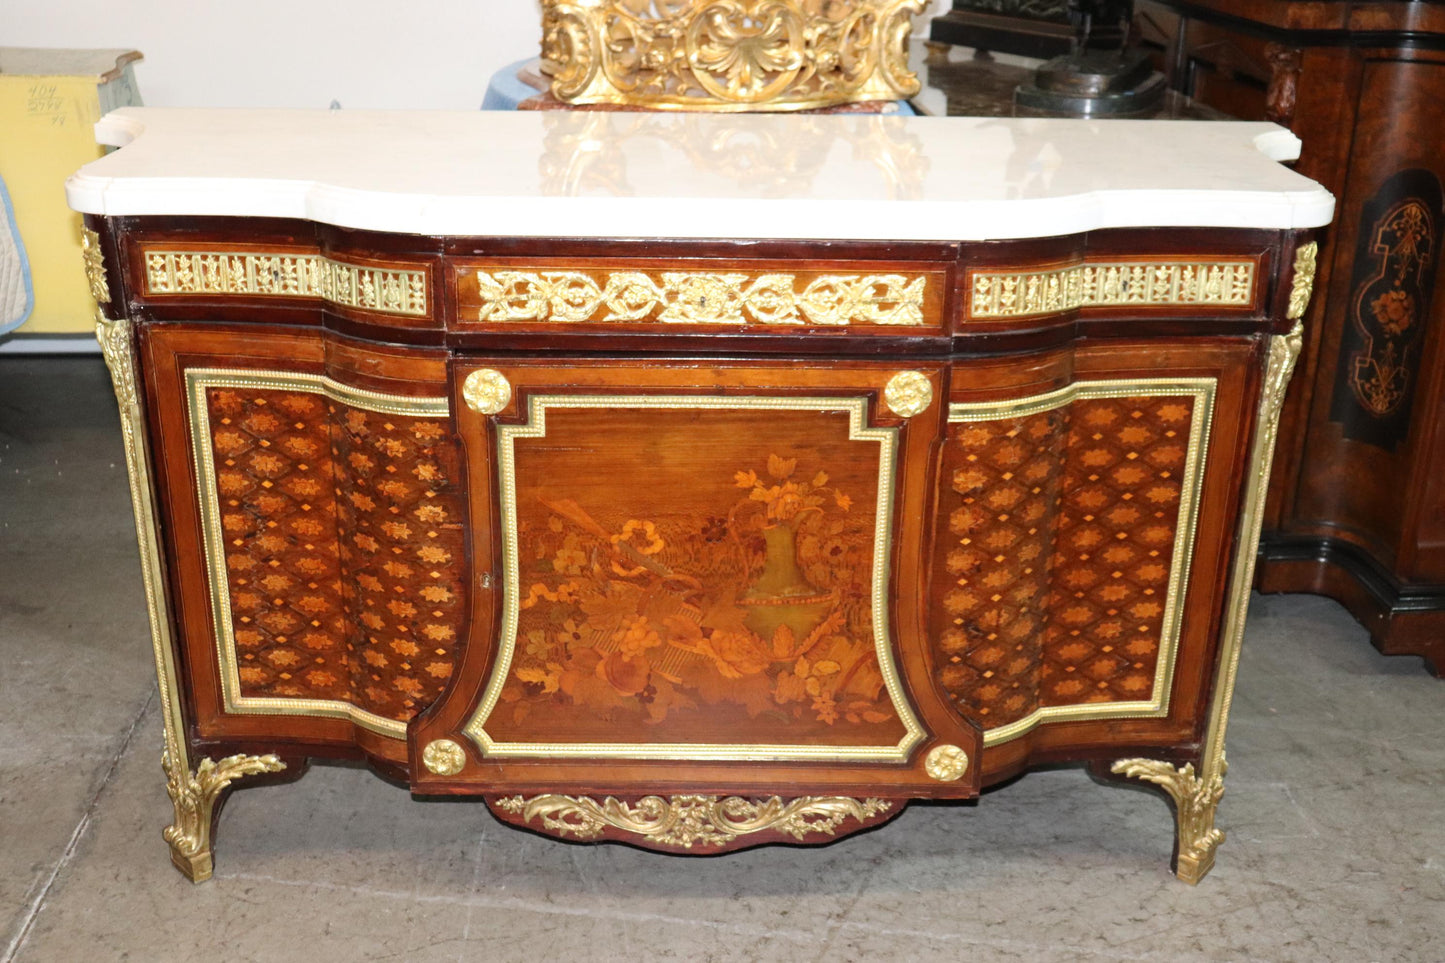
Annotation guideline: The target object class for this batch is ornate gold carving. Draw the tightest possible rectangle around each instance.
[1287,241,1318,320]
[462,368,513,415]
[883,370,933,417]
[465,392,926,762]
[923,744,968,781]
[1110,757,1227,885]
[949,378,1216,747]
[1260,321,1306,432]
[495,793,891,846]
[968,260,1257,320]
[422,739,467,776]
[162,750,286,882]
[82,227,110,304]
[539,0,927,112]
[143,249,428,317]
[186,369,449,739]
[471,269,928,327]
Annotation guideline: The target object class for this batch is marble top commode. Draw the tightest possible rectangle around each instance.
[70,104,1334,886]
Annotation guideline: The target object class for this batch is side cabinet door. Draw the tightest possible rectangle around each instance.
[412,358,981,798]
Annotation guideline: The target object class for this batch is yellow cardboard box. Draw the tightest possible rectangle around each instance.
[0,49,142,335]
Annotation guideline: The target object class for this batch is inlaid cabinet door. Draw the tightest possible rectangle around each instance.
[930,340,1262,782]
[411,359,982,798]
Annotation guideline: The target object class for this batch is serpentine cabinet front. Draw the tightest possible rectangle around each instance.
[84,220,1315,884]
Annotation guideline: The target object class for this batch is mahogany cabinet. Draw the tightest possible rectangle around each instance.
[1136,0,1445,675]
[68,108,1331,884]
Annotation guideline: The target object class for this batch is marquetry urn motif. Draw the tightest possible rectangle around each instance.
[474,396,917,757]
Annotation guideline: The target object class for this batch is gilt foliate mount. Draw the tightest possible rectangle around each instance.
[540,0,927,111]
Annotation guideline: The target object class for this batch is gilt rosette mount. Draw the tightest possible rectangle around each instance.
[540,0,927,111]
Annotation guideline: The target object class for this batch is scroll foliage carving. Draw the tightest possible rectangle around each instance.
[496,793,891,847]
[472,269,928,327]
[1287,241,1318,321]
[82,227,110,304]
[539,0,927,111]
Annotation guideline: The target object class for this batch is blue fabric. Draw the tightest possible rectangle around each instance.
[482,58,546,111]
[0,175,35,336]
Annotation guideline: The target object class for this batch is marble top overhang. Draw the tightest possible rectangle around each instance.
[67,107,1335,242]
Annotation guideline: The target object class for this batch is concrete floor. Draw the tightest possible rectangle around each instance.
[1,356,1442,963]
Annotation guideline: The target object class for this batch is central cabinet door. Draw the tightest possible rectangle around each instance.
[411,358,982,798]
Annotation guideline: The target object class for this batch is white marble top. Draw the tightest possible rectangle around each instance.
[66,107,1334,241]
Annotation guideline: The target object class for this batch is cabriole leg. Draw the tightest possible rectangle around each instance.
[1110,757,1226,884]
[162,750,288,882]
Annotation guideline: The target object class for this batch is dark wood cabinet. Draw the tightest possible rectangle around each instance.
[1136,0,1445,676]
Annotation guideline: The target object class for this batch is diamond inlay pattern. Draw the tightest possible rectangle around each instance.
[934,393,1196,730]
[210,390,350,702]
[206,387,465,725]
[331,403,466,722]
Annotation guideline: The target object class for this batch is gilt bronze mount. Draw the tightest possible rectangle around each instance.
[540,0,927,111]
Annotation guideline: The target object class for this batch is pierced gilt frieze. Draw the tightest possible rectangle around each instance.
[187,370,463,737]
[967,260,1257,320]
[494,793,893,848]
[936,380,1215,745]
[456,267,933,328]
[1330,169,1443,450]
[142,249,429,318]
[464,392,926,762]
[539,0,927,112]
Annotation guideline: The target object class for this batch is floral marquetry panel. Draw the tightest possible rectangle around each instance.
[470,400,923,760]
[934,382,1213,745]
[191,373,466,737]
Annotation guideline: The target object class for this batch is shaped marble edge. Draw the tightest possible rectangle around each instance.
[67,108,1335,241]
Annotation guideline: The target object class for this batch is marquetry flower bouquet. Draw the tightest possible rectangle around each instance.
[734,452,852,523]
[502,453,894,734]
